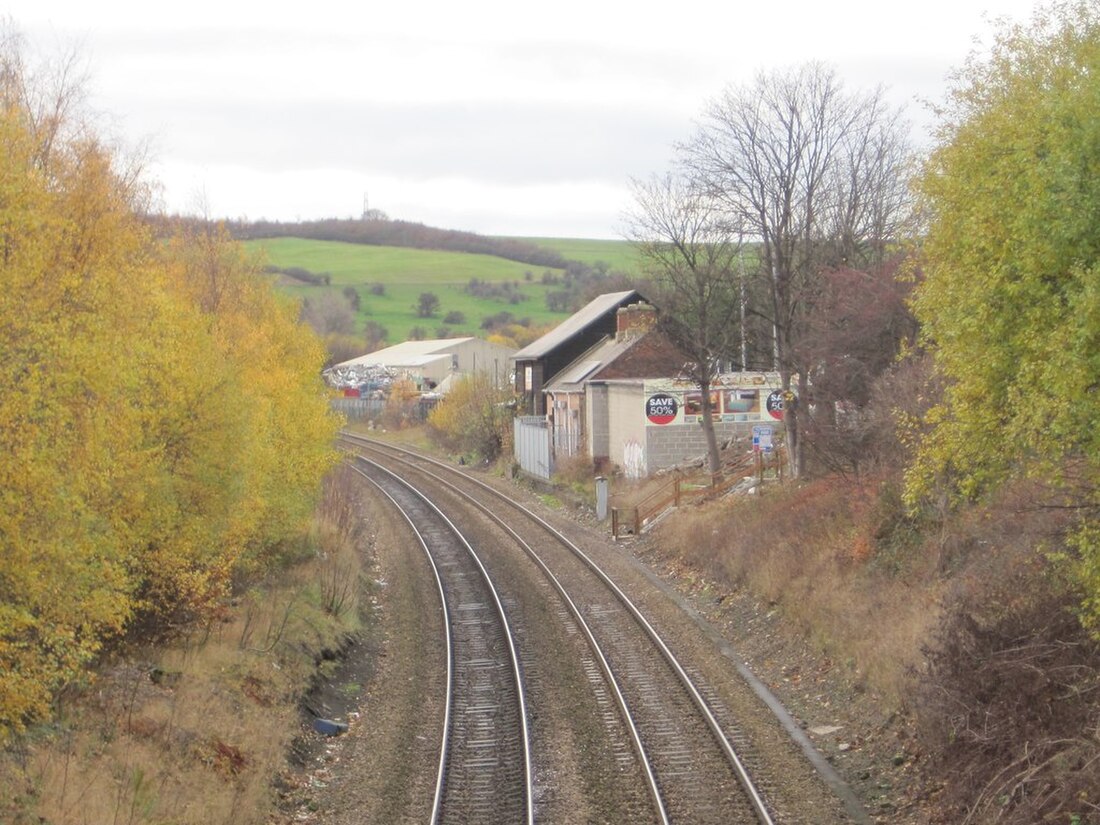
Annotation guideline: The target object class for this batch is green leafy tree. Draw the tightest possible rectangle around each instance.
[908,1,1100,629]
[416,291,440,318]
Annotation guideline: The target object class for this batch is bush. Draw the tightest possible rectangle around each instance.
[915,549,1100,825]
[323,334,366,368]
[426,374,511,461]
[480,311,516,330]
[342,285,361,312]
[416,292,440,318]
[363,320,388,350]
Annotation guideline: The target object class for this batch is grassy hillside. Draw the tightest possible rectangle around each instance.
[245,237,574,344]
[512,237,642,273]
[245,237,561,284]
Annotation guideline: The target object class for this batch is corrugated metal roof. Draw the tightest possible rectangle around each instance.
[374,337,473,359]
[334,338,473,369]
[512,290,639,360]
[337,352,452,370]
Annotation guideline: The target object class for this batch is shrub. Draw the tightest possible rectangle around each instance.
[651,474,940,701]
[426,374,512,461]
[379,378,421,430]
[915,547,1100,825]
[416,292,440,318]
[342,285,361,312]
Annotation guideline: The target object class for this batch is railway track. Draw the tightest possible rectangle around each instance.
[342,433,784,824]
[349,458,533,824]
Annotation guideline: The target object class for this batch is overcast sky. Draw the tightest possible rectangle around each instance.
[9,1,1042,238]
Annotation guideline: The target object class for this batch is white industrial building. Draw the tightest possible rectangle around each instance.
[326,337,515,393]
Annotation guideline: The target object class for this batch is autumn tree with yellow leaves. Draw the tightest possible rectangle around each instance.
[0,30,340,734]
[908,0,1100,632]
[426,373,512,461]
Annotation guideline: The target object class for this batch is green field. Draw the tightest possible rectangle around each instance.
[245,237,574,344]
[510,236,642,273]
[245,237,570,284]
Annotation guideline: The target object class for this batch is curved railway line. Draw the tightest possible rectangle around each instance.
[339,432,863,824]
[349,459,533,824]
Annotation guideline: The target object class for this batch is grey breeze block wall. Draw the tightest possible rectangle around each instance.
[645,420,762,472]
[587,384,611,460]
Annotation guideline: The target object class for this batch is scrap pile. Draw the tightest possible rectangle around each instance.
[322,363,396,397]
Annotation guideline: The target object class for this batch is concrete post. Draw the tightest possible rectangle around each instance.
[595,476,609,521]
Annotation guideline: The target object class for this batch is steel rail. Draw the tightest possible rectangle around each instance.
[344,460,455,823]
[347,458,534,825]
[342,434,775,825]
[354,452,671,824]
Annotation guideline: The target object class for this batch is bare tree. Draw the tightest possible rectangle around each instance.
[1,22,153,214]
[300,292,356,337]
[0,22,89,172]
[627,173,745,474]
[363,320,388,351]
[681,63,914,477]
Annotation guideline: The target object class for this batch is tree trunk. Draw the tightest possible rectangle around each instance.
[781,370,808,479]
[699,380,722,475]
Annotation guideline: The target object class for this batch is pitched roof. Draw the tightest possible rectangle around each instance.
[543,335,636,392]
[334,337,473,369]
[512,290,639,360]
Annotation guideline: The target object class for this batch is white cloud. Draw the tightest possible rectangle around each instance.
[8,0,1045,237]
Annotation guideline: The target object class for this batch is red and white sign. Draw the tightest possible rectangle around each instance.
[765,390,786,420]
[645,394,679,425]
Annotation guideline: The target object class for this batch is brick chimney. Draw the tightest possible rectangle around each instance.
[616,302,657,341]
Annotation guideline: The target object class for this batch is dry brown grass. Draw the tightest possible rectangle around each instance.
[554,452,598,487]
[10,628,303,823]
[652,469,1100,822]
[651,474,944,703]
[0,468,370,825]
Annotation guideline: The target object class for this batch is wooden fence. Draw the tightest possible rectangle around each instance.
[610,449,781,539]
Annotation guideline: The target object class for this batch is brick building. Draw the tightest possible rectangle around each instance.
[543,301,688,463]
[513,291,784,478]
[512,290,644,415]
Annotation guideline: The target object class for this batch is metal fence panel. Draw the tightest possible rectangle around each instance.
[514,416,552,480]
[330,397,384,421]
[329,396,439,423]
